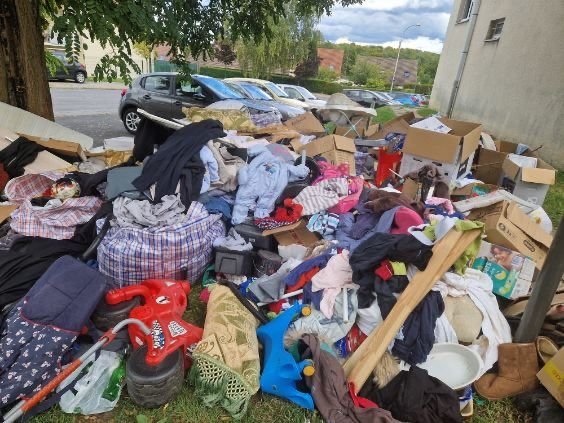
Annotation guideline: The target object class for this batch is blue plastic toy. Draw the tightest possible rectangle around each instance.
[256,303,315,410]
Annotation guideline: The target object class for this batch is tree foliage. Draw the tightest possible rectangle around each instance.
[317,67,339,81]
[214,41,237,66]
[39,0,361,84]
[236,1,320,78]
[294,30,322,80]
[319,40,440,84]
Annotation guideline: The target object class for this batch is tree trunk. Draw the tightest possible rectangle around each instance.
[0,0,54,120]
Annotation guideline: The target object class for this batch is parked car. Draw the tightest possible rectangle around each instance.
[278,84,326,108]
[389,92,420,107]
[47,50,87,83]
[374,91,402,106]
[342,89,391,108]
[225,81,305,120]
[224,78,311,110]
[413,94,429,105]
[119,73,278,134]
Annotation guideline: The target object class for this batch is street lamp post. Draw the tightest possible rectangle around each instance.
[390,24,421,92]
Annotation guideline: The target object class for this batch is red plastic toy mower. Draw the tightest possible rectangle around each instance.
[103,279,203,407]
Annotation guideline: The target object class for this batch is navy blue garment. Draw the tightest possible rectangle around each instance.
[302,282,322,309]
[202,197,232,223]
[133,120,226,208]
[392,291,444,365]
[0,256,107,408]
[283,253,333,288]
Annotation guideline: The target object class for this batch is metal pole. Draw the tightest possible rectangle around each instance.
[515,215,564,342]
[446,0,481,118]
[390,40,402,93]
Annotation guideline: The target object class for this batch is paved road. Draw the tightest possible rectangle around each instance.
[51,87,130,146]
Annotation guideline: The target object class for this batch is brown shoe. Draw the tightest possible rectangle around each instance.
[474,343,539,400]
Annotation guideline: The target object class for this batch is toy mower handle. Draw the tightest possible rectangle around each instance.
[106,285,150,304]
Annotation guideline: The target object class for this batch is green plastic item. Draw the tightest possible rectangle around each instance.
[101,358,125,402]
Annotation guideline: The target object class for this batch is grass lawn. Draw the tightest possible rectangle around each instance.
[373,106,396,125]
[416,107,438,118]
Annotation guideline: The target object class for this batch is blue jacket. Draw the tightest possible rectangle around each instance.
[232,146,309,225]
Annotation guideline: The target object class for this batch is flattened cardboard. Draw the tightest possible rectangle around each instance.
[537,347,564,407]
[283,112,325,136]
[468,200,552,269]
[451,183,498,199]
[262,220,319,246]
[521,166,556,185]
[20,133,86,160]
[403,117,481,164]
[0,205,17,224]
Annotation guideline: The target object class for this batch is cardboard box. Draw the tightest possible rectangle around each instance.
[365,111,415,140]
[451,183,498,200]
[500,154,556,206]
[283,112,326,137]
[537,347,564,407]
[475,141,521,184]
[262,220,319,247]
[400,117,481,187]
[292,134,357,174]
[471,241,535,299]
[468,200,552,269]
[399,150,476,187]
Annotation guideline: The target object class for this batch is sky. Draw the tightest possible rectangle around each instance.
[319,0,454,53]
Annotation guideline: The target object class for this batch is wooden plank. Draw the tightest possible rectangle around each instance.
[344,228,482,392]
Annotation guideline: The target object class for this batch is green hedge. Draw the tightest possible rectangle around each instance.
[402,83,433,95]
[198,66,244,78]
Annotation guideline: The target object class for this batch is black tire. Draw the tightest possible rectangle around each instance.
[91,297,140,331]
[122,107,140,134]
[74,71,86,83]
[126,346,185,408]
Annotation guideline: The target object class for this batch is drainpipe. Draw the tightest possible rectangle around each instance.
[446,0,481,118]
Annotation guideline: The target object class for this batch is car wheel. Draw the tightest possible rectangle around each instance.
[74,71,86,83]
[122,108,141,134]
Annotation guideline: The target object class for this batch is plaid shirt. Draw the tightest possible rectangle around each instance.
[98,201,225,287]
[4,172,65,203]
[10,196,103,240]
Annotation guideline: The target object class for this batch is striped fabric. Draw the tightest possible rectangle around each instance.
[4,171,65,203]
[293,178,349,216]
[10,196,103,240]
[98,201,225,286]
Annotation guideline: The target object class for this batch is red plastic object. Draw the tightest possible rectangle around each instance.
[375,148,402,187]
[105,279,203,368]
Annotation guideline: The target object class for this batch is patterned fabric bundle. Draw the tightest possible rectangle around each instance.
[10,196,102,240]
[190,284,260,419]
[97,202,225,286]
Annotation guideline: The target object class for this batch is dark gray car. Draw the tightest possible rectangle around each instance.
[47,50,87,83]
[225,81,305,120]
[119,73,279,134]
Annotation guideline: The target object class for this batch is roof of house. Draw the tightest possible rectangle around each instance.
[317,48,345,75]
[359,56,419,85]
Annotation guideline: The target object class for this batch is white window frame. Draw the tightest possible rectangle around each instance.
[457,0,474,23]
[485,18,505,41]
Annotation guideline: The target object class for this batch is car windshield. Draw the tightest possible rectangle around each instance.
[225,82,250,98]
[240,83,273,100]
[378,92,394,101]
[264,82,289,98]
[196,77,244,99]
[295,86,316,100]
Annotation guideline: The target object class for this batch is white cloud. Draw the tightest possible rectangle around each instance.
[320,0,454,53]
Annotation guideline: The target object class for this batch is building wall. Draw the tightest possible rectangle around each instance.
[431,0,564,167]
[359,56,418,85]
[78,39,148,77]
[317,48,345,75]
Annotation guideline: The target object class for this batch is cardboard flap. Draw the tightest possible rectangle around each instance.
[502,156,522,180]
[302,136,334,157]
[460,124,482,162]
[505,202,553,248]
[521,167,556,185]
[262,220,303,236]
[0,205,17,224]
[333,135,356,152]
[19,133,85,160]
[283,112,325,135]
[403,128,461,163]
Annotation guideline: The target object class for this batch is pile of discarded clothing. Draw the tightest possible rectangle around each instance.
[0,102,563,423]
